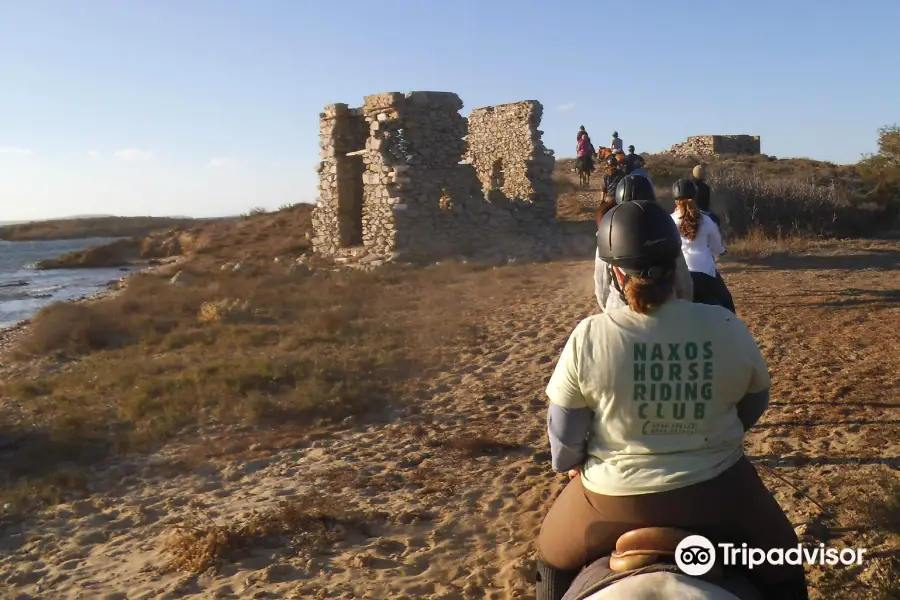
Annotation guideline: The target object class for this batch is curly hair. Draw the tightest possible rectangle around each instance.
[675,198,702,241]
[623,272,674,315]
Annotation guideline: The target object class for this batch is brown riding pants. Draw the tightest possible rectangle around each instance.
[536,456,804,587]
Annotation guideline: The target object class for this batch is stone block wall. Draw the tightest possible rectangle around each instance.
[665,135,761,156]
[311,92,562,267]
[466,101,557,219]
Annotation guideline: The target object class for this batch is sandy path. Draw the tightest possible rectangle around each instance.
[2,244,899,599]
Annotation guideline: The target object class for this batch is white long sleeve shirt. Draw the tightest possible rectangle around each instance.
[671,210,726,277]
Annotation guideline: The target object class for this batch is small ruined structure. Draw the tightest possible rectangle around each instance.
[665,135,761,157]
[311,91,560,266]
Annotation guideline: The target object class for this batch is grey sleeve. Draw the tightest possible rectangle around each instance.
[595,254,610,311]
[736,388,770,431]
[547,403,595,472]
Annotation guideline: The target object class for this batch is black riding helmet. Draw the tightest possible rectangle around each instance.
[596,201,682,279]
[606,155,618,167]
[672,178,698,200]
[615,174,656,205]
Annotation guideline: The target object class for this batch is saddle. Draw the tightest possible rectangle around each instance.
[609,527,724,580]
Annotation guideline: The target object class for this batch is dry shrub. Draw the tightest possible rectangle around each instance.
[197,299,252,324]
[16,302,132,357]
[161,496,371,575]
[0,469,89,522]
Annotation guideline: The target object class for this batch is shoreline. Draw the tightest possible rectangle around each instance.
[0,256,186,359]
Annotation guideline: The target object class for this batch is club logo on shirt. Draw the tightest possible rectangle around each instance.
[632,341,714,434]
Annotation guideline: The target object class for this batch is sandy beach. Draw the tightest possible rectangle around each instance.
[1,241,898,599]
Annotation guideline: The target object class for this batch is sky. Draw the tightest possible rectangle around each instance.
[1,0,898,221]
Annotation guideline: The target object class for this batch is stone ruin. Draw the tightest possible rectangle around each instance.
[311,91,571,267]
[665,135,761,157]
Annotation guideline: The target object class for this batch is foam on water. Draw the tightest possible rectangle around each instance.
[0,237,137,328]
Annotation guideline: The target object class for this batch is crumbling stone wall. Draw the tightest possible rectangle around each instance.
[312,92,563,267]
[665,135,761,156]
[466,101,556,219]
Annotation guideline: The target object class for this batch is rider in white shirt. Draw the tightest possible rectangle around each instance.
[670,179,735,313]
[610,131,623,153]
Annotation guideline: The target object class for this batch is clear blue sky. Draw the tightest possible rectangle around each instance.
[1,0,898,221]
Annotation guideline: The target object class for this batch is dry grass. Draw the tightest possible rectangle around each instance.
[722,230,827,258]
[161,495,372,575]
[708,171,878,239]
[554,152,894,252]
[0,258,507,515]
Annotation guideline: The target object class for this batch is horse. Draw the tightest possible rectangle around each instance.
[560,527,764,600]
[576,155,593,188]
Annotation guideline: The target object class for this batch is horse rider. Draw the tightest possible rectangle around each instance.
[603,155,625,196]
[671,178,735,313]
[629,155,650,180]
[577,133,595,174]
[594,175,692,313]
[623,145,639,173]
[691,164,721,228]
[610,131,623,154]
[535,198,809,600]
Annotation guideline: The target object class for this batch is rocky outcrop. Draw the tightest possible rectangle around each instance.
[36,229,212,270]
[36,239,140,269]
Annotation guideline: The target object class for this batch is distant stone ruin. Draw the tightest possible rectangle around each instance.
[311,91,567,267]
[665,135,761,157]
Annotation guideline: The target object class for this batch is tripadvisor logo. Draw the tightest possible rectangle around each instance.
[674,535,867,576]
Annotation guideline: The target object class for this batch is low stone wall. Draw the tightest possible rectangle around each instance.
[665,135,761,156]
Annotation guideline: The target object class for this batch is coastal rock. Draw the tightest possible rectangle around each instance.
[35,239,140,270]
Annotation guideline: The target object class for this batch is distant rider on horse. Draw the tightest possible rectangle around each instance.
[610,131,623,154]
[603,155,625,197]
[576,134,595,184]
